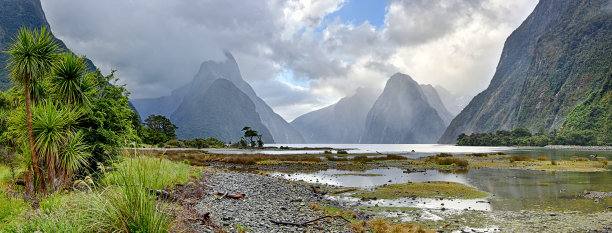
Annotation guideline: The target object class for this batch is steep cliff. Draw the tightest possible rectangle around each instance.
[440,0,611,143]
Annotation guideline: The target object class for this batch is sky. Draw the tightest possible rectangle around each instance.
[41,0,538,121]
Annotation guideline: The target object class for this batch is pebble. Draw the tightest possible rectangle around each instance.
[194,171,351,233]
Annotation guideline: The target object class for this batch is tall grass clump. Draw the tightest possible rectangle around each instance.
[90,155,178,232]
[103,154,199,190]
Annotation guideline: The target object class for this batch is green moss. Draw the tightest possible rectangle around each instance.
[350,182,488,199]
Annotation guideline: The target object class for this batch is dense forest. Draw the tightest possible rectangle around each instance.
[456,128,604,147]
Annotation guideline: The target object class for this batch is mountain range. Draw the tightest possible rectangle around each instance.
[292,73,453,144]
[132,53,305,143]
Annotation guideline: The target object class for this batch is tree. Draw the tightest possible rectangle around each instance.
[141,115,178,145]
[77,70,141,174]
[5,27,59,193]
[241,126,264,148]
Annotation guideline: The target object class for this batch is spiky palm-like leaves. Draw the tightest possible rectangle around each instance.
[32,101,88,192]
[5,27,59,84]
[4,27,60,193]
[10,101,89,192]
[51,53,91,107]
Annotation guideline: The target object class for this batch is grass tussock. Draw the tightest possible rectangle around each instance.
[537,156,549,161]
[367,218,431,233]
[509,155,533,163]
[90,156,174,232]
[103,154,200,190]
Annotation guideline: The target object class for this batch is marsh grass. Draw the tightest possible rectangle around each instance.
[509,155,533,163]
[205,153,321,165]
[436,158,469,167]
[327,154,407,163]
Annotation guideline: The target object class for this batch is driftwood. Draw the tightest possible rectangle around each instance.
[216,192,246,199]
[270,215,351,227]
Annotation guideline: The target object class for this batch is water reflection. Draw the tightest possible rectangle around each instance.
[272,167,612,211]
[327,195,492,211]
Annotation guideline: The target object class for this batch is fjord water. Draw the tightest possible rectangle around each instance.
[267,144,612,160]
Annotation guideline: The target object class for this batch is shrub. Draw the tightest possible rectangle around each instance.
[337,150,348,154]
[551,160,558,165]
[435,153,453,157]
[571,157,589,162]
[437,158,469,167]
[537,156,549,161]
[323,150,333,154]
[368,218,389,233]
[165,139,185,148]
[509,155,532,163]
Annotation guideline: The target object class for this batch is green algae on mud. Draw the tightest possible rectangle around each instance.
[349,181,489,199]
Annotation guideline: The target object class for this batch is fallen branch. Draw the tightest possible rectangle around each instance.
[216,192,246,199]
[270,215,351,227]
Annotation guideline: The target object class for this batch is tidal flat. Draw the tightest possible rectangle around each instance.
[146,147,612,232]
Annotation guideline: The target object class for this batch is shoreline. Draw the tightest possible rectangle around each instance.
[544,145,612,151]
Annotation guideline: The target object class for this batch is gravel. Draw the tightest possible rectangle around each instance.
[195,171,353,233]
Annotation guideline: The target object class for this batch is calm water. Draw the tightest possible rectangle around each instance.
[272,167,612,211]
[265,144,612,160]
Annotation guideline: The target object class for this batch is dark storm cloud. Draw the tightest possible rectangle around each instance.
[40,0,537,120]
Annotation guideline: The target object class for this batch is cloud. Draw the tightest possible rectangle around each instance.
[40,0,538,120]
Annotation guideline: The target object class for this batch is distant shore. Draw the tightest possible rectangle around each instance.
[544,145,612,151]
